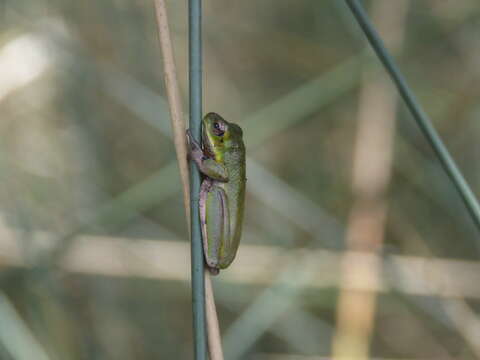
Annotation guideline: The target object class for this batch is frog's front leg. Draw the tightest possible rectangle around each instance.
[199,179,230,275]
[187,130,228,181]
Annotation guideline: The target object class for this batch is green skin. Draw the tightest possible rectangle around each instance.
[187,113,246,275]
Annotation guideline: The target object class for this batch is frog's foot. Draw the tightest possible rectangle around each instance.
[186,129,202,161]
[208,266,220,276]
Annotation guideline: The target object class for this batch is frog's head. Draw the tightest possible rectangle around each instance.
[202,112,243,161]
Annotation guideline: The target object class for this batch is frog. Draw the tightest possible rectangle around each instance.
[187,112,246,275]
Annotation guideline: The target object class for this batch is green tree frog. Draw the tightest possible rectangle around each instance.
[187,112,246,275]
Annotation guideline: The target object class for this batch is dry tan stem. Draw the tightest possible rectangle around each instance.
[153,0,190,222]
[205,269,225,359]
[153,1,224,359]
[332,1,410,359]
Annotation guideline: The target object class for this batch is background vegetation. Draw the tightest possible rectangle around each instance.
[0,0,479,359]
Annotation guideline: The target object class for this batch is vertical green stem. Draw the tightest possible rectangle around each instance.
[345,0,480,237]
[189,0,207,359]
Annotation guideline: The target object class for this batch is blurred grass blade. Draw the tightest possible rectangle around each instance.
[248,159,342,245]
[223,252,317,360]
[345,0,480,238]
[243,53,364,147]
[0,293,52,360]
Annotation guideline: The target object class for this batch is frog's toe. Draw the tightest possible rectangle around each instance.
[207,266,220,276]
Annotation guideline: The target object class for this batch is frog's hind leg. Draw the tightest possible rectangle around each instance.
[199,180,230,274]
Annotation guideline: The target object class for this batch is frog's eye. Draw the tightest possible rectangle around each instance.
[212,121,225,136]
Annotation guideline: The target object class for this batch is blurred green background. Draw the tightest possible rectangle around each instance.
[0,0,480,359]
